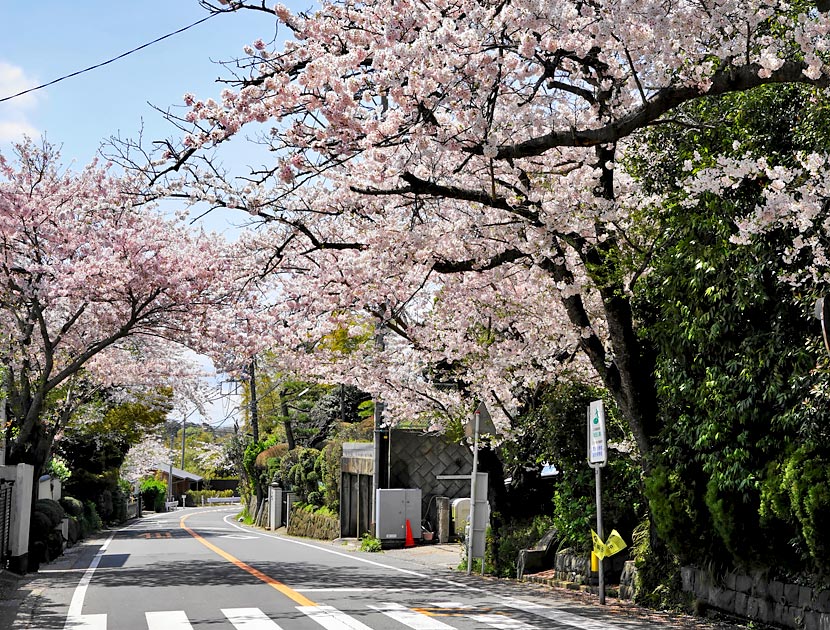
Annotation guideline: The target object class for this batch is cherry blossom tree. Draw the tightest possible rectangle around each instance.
[0,138,265,481]
[144,0,830,464]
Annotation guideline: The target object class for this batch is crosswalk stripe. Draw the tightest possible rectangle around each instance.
[146,610,193,629]
[297,605,374,630]
[223,607,285,629]
[64,614,106,630]
[369,602,455,629]
[470,613,539,629]
[503,602,622,630]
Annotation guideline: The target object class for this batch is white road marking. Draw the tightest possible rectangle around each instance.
[223,607,285,629]
[63,530,117,630]
[298,605,374,630]
[146,610,193,629]
[470,613,539,629]
[369,602,455,629]
[63,614,106,630]
[504,601,624,630]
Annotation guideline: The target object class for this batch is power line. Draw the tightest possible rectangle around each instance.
[0,12,221,104]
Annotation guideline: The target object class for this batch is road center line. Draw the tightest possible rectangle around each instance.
[179,513,316,607]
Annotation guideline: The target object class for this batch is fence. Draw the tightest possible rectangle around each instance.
[0,479,14,569]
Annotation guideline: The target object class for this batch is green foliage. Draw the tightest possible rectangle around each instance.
[628,517,690,611]
[35,499,65,527]
[186,489,235,506]
[551,471,595,552]
[83,501,102,533]
[59,496,84,518]
[359,533,382,552]
[140,478,168,512]
[486,515,556,578]
[46,455,71,482]
[280,447,323,506]
[760,445,830,569]
[30,499,68,562]
[628,83,830,576]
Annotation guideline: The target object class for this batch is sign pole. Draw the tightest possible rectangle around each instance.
[467,407,480,576]
[587,400,607,605]
[595,465,605,605]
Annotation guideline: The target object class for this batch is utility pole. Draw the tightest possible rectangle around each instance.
[249,359,259,443]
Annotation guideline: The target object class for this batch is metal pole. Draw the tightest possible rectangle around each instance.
[467,409,480,576]
[168,431,174,503]
[595,465,605,605]
[249,359,259,443]
[180,415,186,470]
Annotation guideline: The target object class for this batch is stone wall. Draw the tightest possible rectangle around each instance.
[523,548,633,599]
[287,504,340,540]
[682,566,830,629]
[389,430,473,524]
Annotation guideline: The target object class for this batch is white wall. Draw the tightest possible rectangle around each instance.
[0,463,33,571]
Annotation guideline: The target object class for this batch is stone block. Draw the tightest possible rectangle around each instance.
[724,572,737,590]
[681,566,695,593]
[770,580,785,603]
[735,592,748,617]
[736,574,753,594]
[785,583,801,606]
[712,587,735,611]
[801,586,816,610]
[775,605,804,629]
[816,590,830,612]
[747,597,771,624]
[752,571,769,599]
[804,610,821,630]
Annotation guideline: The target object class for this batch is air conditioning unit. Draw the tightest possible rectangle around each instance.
[376,489,422,540]
[451,497,470,538]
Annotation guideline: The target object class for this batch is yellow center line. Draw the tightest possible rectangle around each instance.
[180,513,316,607]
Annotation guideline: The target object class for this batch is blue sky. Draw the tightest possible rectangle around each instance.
[0,2,303,165]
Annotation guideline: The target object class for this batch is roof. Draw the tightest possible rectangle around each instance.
[155,464,203,482]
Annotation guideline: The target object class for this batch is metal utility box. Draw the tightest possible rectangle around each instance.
[375,488,422,540]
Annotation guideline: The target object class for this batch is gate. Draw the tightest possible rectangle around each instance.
[0,479,14,568]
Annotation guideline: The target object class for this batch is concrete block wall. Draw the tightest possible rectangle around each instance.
[683,566,830,629]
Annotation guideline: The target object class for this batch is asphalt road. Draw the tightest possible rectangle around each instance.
[1,508,748,630]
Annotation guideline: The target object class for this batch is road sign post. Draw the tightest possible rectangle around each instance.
[587,400,607,605]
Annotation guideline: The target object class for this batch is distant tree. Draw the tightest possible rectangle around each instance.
[0,138,262,482]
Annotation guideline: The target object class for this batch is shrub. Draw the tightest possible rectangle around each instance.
[111,487,128,524]
[360,533,382,552]
[30,501,65,562]
[34,499,65,527]
[82,501,102,534]
[140,478,168,512]
[67,517,82,545]
[60,496,84,518]
[487,514,557,578]
[185,489,234,506]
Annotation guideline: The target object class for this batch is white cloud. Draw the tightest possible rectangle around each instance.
[0,61,40,143]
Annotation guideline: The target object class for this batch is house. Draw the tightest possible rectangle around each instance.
[154,464,204,501]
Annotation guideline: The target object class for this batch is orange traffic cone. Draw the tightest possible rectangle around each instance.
[404,519,415,548]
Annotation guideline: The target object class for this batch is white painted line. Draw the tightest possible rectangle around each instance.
[64,531,117,625]
[369,603,455,629]
[146,610,193,629]
[223,607,285,629]
[503,601,622,630]
[296,587,430,593]
[63,614,107,630]
[429,602,466,608]
[470,613,539,629]
[501,597,548,610]
[297,605,374,630]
